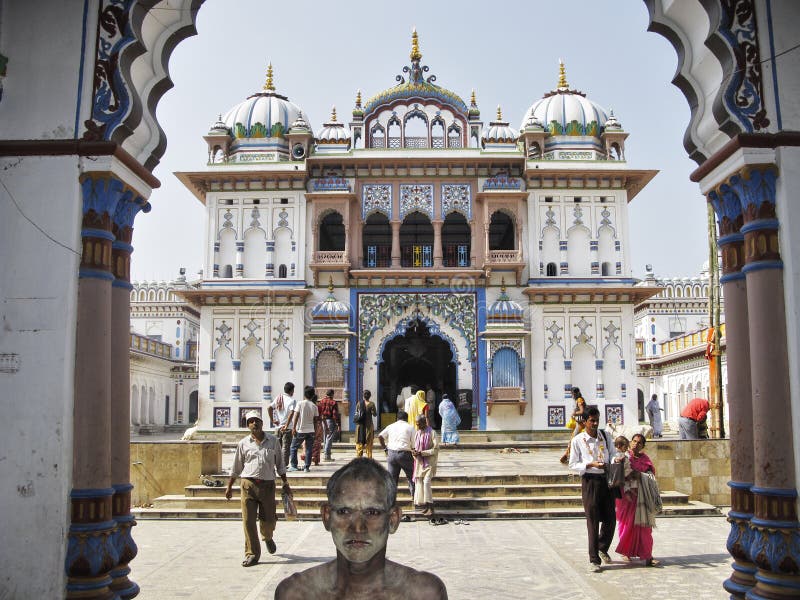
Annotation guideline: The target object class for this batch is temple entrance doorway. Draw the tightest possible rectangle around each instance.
[378,318,457,429]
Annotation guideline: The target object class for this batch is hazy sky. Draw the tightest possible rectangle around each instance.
[130,0,709,283]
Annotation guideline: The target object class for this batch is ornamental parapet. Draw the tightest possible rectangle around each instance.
[130,332,173,359]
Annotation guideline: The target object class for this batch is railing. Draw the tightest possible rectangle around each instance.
[404,136,428,148]
[130,332,173,359]
[388,137,401,149]
[443,244,470,267]
[487,250,522,263]
[401,245,433,267]
[371,138,385,148]
[364,245,391,268]
[313,251,348,264]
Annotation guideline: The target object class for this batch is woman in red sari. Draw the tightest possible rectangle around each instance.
[615,433,660,566]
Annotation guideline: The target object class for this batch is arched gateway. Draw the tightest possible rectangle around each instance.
[2,3,799,600]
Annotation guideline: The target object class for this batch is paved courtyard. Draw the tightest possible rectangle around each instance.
[132,515,731,599]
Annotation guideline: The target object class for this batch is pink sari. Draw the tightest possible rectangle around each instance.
[615,451,655,560]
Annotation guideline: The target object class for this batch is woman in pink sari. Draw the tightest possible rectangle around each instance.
[615,433,660,566]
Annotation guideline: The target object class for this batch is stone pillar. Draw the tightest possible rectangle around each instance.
[594,360,604,402]
[391,221,401,267]
[432,220,443,267]
[590,240,599,275]
[66,174,124,599]
[266,239,275,277]
[109,193,149,598]
[263,360,271,402]
[720,166,799,599]
[708,183,756,598]
[213,242,220,277]
[232,360,241,401]
[235,241,244,277]
[559,240,568,275]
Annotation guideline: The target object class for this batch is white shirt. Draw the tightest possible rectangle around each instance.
[569,429,612,476]
[378,420,416,451]
[293,399,318,434]
[270,393,296,428]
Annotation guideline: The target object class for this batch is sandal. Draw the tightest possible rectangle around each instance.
[646,558,661,567]
[401,515,412,522]
[242,555,258,567]
[559,454,569,464]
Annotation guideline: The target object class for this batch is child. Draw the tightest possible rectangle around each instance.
[609,436,630,497]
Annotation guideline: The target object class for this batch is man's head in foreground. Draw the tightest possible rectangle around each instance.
[321,458,400,565]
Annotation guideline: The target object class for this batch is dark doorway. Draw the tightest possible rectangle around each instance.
[189,390,198,423]
[378,318,456,429]
[637,388,645,423]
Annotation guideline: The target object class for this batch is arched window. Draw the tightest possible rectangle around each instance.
[157,289,165,301]
[404,110,428,148]
[363,212,392,267]
[489,211,515,250]
[546,262,558,276]
[431,117,445,149]
[370,123,385,148]
[387,117,401,149]
[278,264,287,278]
[447,123,462,148]
[400,211,434,267]
[528,142,541,158]
[492,347,521,387]
[319,212,345,251]
[442,212,470,267]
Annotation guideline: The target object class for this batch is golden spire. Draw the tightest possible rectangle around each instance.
[496,105,503,121]
[557,59,568,89]
[263,63,275,91]
[330,106,337,122]
[355,89,362,107]
[471,89,477,105]
[328,276,334,294]
[500,277,507,293]
[410,27,422,61]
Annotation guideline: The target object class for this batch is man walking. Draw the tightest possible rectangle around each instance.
[569,407,615,572]
[268,382,296,468]
[225,410,291,567]
[377,410,416,499]
[289,385,319,472]
[318,388,340,462]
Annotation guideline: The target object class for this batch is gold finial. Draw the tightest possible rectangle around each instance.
[328,276,334,294]
[471,89,477,105]
[410,27,422,61]
[496,105,503,121]
[330,106,337,122]
[501,277,506,293]
[263,63,275,91]
[355,89,362,107]
[557,59,568,89]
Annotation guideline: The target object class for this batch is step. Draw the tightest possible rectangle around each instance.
[197,472,579,487]
[133,499,720,521]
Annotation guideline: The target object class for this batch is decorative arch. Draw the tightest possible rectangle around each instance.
[375,314,459,366]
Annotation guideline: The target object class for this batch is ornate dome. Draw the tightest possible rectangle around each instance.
[520,61,609,138]
[207,114,228,135]
[288,111,311,134]
[315,107,351,144]
[482,106,519,145]
[310,281,351,326]
[362,29,468,117]
[487,283,524,325]
[218,64,310,161]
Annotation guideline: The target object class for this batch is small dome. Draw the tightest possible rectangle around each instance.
[520,61,609,137]
[315,107,351,144]
[482,106,519,145]
[604,110,623,131]
[522,109,544,131]
[288,111,311,134]
[310,282,350,325]
[208,114,229,135]
[487,283,524,325]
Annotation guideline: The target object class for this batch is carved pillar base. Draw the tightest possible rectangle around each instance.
[747,489,800,600]
[109,484,138,598]
[725,482,757,598]
[65,489,118,600]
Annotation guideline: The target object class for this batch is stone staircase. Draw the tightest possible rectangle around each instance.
[133,471,719,521]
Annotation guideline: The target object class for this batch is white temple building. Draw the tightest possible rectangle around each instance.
[177,34,659,433]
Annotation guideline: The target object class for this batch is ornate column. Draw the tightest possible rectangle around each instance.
[66,174,124,599]
[109,193,150,598]
[232,360,241,401]
[722,165,799,599]
[213,241,220,277]
[432,219,443,267]
[266,239,275,277]
[263,360,271,403]
[590,240,599,275]
[391,221,401,267]
[559,240,568,275]
[708,181,756,598]
[594,359,604,401]
[235,241,244,277]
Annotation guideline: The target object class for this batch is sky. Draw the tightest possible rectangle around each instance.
[130,0,710,283]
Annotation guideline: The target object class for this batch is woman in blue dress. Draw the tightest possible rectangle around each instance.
[438,394,460,446]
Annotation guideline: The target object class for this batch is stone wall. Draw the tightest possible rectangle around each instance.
[131,441,222,505]
[645,439,730,506]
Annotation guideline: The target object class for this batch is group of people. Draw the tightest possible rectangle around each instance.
[568,407,662,572]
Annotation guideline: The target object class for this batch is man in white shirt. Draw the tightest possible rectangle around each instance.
[569,406,616,572]
[289,385,319,472]
[225,410,291,567]
[268,381,296,468]
[377,410,416,498]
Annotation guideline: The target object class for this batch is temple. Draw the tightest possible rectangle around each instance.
[176,34,659,433]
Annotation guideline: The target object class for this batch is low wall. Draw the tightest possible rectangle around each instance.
[646,439,730,506]
[130,441,222,506]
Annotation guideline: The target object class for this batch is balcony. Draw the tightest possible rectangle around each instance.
[309,250,350,285]
[130,332,173,360]
[484,249,526,285]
